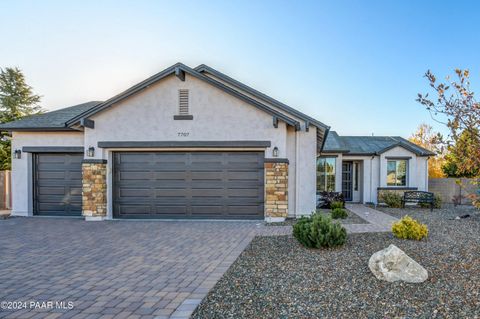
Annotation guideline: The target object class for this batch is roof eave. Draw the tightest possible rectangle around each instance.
[66,63,301,129]
[0,126,77,132]
[195,64,330,130]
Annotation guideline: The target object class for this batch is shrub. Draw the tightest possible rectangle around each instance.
[392,215,428,240]
[379,191,403,208]
[317,192,345,209]
[331,208,348,219]
[419,194,442,209]
[330,201,344,210]
[293,213,347,248]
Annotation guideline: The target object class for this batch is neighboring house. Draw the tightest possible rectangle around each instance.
[0,63,434,222]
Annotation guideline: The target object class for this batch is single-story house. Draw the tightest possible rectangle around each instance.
[0,63,434,221]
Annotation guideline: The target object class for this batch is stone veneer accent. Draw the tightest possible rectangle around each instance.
[265,161,288,218]
[82,160,107,218]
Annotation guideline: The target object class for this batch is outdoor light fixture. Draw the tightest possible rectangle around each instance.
[87,146,95,157]
[272,147,279,158]
[13,149,21,159]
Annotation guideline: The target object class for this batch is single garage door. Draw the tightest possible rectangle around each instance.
[113,151,264,219]
[33,153,83,216]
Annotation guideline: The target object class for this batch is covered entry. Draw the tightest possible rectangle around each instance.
[112,151,265,219]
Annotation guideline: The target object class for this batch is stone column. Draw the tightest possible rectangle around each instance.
[265,159,288,222]
[82,159,107,221]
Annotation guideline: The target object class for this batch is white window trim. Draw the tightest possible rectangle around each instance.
[386,158,409,187]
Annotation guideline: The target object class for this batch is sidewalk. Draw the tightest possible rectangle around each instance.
[344,204,398,233]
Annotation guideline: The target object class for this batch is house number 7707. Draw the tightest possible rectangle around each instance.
[177,132,189,137]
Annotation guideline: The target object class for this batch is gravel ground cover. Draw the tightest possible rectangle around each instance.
[265,208,368,226]
[317,208,369,224]
[193,206,480,318]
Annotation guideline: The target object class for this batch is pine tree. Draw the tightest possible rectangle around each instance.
[0,67,42,169]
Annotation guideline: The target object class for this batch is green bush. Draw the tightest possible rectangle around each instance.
[330,201,344,210]
[392,215,428,240]
[293,213,347,248]
[331,208,348,219]
[379,191,403,208]
[419,194,442,209]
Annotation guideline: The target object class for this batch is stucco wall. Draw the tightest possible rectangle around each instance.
[325,148,428,204]
[9,74,321,218]
[11,131,84,216]
[84,74,288,160]
[286,126,297,217]
[296,126,317,215]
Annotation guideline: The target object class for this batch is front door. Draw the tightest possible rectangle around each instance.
[342,162,353,201]
[352,162,361,202]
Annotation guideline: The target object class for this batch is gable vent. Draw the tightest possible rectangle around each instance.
[178,89,189,115]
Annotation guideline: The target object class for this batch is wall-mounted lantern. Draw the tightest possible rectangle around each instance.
[86,146,95,157]
[272,147,279,158]
[13,149,21,159]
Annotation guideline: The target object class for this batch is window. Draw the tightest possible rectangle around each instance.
[387,159,407,186]
[317,157,336,192]
[178,89,189,115]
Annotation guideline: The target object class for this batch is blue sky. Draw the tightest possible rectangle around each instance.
[1,0,479,137]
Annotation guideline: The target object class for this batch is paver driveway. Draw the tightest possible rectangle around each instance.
[0,217,262,319]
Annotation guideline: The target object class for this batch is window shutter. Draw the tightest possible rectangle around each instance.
[178,89,189,115]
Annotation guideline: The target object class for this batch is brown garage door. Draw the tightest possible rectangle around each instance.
[33,153,83,216]
[113,152,264,219]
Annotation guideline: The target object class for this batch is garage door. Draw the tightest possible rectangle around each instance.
[113,152,264,219]
[33,153,83,216]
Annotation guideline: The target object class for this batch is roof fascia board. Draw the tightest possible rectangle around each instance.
[66,65,177,126]
[66,63,300,128]
[98,140,272,148]
[1,127,76,132]
[195,64,330,130]
[22,146,84,153]
[376,141,431,156]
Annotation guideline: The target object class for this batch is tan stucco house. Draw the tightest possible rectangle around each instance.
[0,63,434,221]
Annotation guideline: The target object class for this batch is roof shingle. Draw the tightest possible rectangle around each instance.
[322,131,435,156]
[0,101,102,130]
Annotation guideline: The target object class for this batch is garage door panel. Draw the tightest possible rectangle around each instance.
[34,153,83,216]
[226,171,261,180]
[191,189,224,197]
[190,206,223,215]
[117,205,153,215]
[113,151,264,219]
[154,206,188,215]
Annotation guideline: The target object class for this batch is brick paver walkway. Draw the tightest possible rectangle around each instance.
[0,207,396,318]
[345,203,399,232]
[0,218,263,319]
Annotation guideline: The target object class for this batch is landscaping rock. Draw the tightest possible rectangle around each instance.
[368,244,428,283]
[0,210,10,220]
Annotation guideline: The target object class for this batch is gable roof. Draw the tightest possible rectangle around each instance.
[194,64,330,130]
[65,63,308,129]
[322,131,435,156]
[0,101,101,131]
[0,62,329,151]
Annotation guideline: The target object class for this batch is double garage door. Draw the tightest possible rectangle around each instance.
[34,151,265,219]
[113,152,264,219]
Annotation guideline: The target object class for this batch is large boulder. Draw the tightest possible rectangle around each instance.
[368,244,428,283]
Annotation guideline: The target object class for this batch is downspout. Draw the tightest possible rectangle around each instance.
[295,131,299,216]
[370,155,374,205]
[425,157,429,191]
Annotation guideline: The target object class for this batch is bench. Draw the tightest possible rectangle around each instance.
[402,191,434,211]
